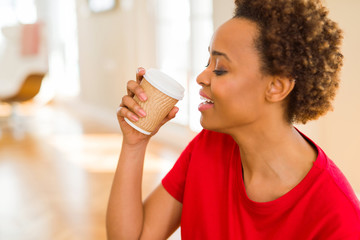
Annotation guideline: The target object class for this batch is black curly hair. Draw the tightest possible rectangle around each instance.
[234,0,343,124]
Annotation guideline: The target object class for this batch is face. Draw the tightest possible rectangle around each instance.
[197,18,272,133]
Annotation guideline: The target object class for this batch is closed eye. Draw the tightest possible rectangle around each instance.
[213,70,227,76]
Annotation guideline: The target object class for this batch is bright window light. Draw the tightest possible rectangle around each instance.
[156,0,191,126]
[15,0,37,24]
[156,0,213,130]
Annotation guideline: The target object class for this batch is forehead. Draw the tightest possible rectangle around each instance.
[210,18,259,61]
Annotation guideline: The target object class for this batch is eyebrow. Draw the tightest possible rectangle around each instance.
[208,47,232,62]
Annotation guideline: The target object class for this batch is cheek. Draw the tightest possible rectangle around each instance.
[213,77,265,116]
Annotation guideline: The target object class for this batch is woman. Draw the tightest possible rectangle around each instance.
[107,0,360,239]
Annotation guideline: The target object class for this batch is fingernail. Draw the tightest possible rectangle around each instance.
[139,93,147,101]
[138,109,146,117]
[137,67,144,74]
[131,115,139,121]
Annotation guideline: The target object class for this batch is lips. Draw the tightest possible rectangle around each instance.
[200,96,214,104]
[199,91,214,103]
[199,90,214,112]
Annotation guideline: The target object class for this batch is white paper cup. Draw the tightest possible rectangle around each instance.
[125,68,185,135]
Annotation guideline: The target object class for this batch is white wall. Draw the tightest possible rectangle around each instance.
[316,0,360,193]
[76,0,157,112]
[297,0,360,194]
[212,0,234,29]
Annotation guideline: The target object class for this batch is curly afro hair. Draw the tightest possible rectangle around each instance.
[234,0,343,124]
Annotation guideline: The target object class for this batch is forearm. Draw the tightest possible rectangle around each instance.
[106,140,149,240]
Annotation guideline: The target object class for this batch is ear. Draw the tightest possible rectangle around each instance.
[265,76,295,103]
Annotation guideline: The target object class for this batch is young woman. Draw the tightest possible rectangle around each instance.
[107,0,360,239]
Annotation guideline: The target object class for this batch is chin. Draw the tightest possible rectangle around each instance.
[199,116,211,130]
[200,116,222,133]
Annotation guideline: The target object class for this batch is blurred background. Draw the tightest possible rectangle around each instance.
[0,0,359,239]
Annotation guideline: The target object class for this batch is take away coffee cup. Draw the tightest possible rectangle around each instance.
[124,68,185,135]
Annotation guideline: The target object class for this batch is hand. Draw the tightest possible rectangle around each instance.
[117,67,179,145]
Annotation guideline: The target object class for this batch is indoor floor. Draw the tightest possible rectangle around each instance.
[0,101,181,240]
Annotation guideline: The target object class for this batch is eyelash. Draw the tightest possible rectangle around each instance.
[205,59,227,76]
[213,70,227,76]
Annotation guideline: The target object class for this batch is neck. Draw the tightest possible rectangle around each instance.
[229,120,317,200]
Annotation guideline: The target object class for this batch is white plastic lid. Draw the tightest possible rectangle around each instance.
[143,68,185,100]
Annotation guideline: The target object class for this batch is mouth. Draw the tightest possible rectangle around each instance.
[200,96,214,104]
[199,91,214,112]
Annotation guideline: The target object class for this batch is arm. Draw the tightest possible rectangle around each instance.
[107,142,182,240]
[106,68,182,240]
[141,184,182,239]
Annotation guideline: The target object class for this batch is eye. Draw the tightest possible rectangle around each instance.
[213,70,227,76]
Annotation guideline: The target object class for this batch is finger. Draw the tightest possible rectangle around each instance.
[116,106,125,119]
[126,80,136,97]
[117,104,140,122]
[121,95,147,118]
[167,106,179,120]
[136,67,146,83]
[127,80,147,101]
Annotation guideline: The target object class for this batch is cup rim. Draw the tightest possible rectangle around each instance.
[143,68,185,100]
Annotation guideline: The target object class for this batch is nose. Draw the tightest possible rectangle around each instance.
[196,68,211,87]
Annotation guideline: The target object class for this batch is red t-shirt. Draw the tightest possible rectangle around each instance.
[162,129,360,239]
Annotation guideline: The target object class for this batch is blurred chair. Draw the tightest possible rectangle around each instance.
[1,73,45,104]
[0,22,48,137]
[0,73,45,117]
[0,73,45,138]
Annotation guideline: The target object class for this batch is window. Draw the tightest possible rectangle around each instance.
[48,0,80,97]
[156,0,213,131]
[0,0,79,98]
[0,0,37,48]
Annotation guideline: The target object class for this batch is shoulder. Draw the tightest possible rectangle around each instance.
[311,153,360,234]
[297,129,360,223]
[186,129,237,162]
[323,158,360,218]
[297,130,360,234]
[161,130,236,203]
[179,129,237,173]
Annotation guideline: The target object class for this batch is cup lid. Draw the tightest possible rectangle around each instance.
[143,68,185,100]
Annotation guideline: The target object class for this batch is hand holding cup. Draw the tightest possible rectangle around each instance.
[117,68,184,145]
